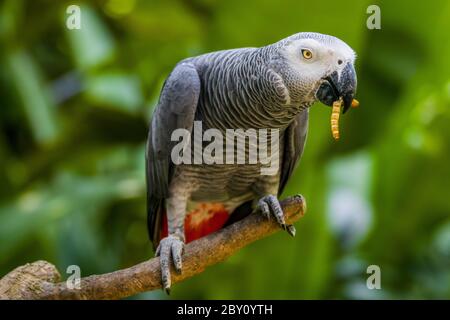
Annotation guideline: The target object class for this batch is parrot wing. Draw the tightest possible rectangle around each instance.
[146,62,201,249]
[278,108,309,195]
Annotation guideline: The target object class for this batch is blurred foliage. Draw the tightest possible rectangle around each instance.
[0,0,449,299]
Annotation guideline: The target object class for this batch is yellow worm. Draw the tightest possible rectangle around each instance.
[331,99,342,140]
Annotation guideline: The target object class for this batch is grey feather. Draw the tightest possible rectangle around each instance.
[278,108,309,195]
[146,62,201,246]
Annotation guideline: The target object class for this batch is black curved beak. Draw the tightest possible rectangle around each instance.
[316,62,357,114]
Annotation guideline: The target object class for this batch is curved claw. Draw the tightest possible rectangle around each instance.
[155,234,185,294]
[287,224,296,237]
[255,195,295,237]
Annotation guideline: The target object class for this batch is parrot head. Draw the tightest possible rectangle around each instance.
[272,32,357,113]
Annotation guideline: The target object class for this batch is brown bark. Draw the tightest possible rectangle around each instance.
[0,195,306,300]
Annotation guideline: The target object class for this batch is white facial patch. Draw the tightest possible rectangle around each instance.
[284,37,356,78]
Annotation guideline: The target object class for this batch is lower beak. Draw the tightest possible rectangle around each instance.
[316,62,357,113]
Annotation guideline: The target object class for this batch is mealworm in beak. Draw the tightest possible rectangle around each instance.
[331,98,359,140]
[331,99,342,140]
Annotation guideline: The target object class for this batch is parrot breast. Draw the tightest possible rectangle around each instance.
[160,202,230,243]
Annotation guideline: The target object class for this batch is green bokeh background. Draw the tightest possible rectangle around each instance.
[0,0,449,299]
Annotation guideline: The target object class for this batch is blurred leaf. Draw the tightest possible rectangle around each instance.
[5,49,58,143]
[85,72,144,112]
[65,5,115,70]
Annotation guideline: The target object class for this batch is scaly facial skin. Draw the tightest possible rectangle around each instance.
[273,35,357,112]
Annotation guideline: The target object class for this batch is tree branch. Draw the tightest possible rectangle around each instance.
[0,195,306,300]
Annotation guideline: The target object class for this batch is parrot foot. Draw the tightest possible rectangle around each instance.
[254,195,296,237]
[155,233,185,294]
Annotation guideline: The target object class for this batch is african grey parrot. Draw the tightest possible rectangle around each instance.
[146,32,357,293]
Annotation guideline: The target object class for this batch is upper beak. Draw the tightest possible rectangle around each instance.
[315,62,357,113]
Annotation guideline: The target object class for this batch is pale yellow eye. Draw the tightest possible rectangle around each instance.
[302,49,313,60]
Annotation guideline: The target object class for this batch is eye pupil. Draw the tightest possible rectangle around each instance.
[302,49,312,59]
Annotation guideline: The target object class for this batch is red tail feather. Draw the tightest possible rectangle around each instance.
[160,203,230,243]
